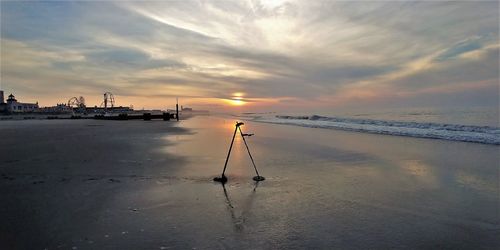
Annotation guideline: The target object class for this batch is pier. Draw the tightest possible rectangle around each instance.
[66,112,177,121]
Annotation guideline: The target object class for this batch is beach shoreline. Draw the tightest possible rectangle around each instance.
[1,116,498,249]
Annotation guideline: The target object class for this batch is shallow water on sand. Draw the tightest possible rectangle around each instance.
[1,117,498,249]
[163,115,499,249]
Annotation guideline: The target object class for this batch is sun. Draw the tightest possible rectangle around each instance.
[228,98,245,106]
[225,92,246,106]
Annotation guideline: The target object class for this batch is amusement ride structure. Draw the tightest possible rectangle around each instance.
[67,96,86,113]
[66,92,118,114]
[101,92,115,110]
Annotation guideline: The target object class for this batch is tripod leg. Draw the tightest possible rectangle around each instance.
[238,126,264,181]
[219,125,238,178]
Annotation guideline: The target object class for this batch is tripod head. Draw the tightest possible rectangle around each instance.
[236,122,244,127]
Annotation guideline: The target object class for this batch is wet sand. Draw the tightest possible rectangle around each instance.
[0,116,498,249]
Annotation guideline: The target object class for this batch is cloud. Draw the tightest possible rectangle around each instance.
[0,0,498,110]
[84,48,185,70]
[434,35,496,62]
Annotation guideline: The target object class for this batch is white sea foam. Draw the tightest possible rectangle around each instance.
[250,115,500,145]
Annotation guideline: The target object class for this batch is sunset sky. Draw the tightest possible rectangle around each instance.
[1,1,498,112]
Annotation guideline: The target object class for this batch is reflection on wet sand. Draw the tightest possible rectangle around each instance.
[455,170,497,193]
[400,159,439,188]
[2,116,498,249]
[151,115,498,248]
[220,182,259,232]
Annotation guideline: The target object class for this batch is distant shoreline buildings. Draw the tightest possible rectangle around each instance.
[0,90,207,116]
[0,91,39,113]
[0,90,132,115]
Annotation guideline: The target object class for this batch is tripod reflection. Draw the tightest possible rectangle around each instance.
[220,182,259,232]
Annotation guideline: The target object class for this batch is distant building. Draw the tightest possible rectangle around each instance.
[37,103,73,114]
[85,106,133,114]
[170,105,209,115]
[5,93,39,113]
[181,106,193,112]
[0,90,6,113]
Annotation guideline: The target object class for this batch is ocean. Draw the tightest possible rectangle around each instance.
[236,107,500,145]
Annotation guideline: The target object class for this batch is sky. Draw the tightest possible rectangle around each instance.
[0,0,498,112]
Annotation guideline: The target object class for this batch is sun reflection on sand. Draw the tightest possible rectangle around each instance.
[400,159,439,188]
[455,170,496,192]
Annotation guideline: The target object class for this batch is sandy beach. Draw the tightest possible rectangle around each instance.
[0,116,498,249]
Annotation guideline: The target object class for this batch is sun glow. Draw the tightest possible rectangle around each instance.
[224,92,247,106]
[228,98,245,106]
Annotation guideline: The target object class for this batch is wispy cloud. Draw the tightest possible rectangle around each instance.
[1,0,498,110]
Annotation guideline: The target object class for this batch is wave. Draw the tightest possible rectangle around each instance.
[253,115,500,145]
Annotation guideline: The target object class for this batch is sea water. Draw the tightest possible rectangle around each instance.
[237,107,500,145]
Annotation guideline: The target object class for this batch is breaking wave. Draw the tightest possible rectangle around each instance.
[253,115,500,145]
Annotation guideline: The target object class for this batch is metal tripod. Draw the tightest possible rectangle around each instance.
[214,122,265,183]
